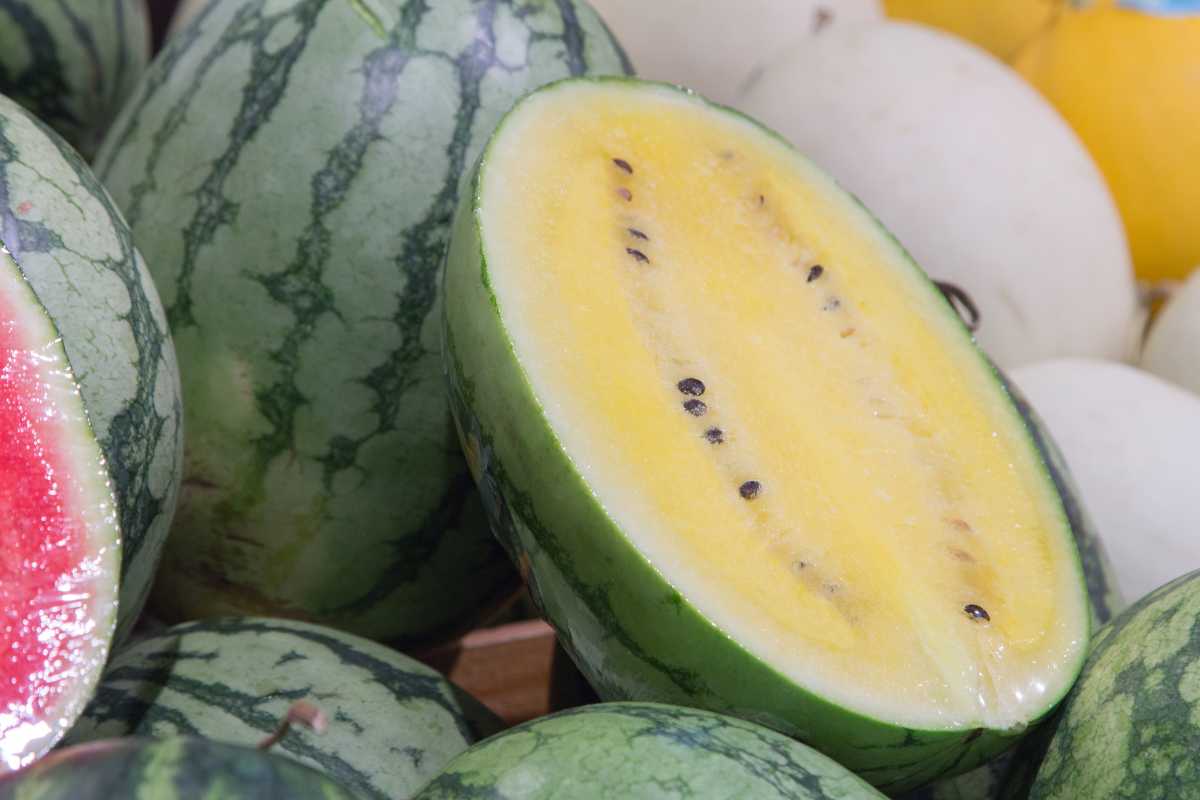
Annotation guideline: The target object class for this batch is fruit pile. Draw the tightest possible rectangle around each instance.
[1,1,1197,798]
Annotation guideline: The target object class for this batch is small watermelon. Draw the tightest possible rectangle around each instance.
[413,702,885,799]
[0,0,150,159]
[0,737,358,799]
[63,617,501,799]
[96,0,631,644]
[0,93,181,770]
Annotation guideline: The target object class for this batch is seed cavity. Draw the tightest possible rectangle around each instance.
[677,377,706,396]
[948,547,974,563]
[807,265,824,282]
[823,297,841,311]
[683,399,707,416]
[628,228,649,240]
[739,480,761,499]
[617,187,633,202]
[947,518,973,533]
[626,248,649,264]
[704,427,724,444]
[840,327,856,339]
[964,604,990,622]
[613,157,633,174]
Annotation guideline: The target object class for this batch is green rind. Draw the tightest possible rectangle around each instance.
[0,94,182,644]
[0,737,358,799]
[413,702,885,799]
[61,617,502,800]
[441,77,1090,793]
[1027,569,1200,800]
[95,0,630,643]
[0,0,150,160]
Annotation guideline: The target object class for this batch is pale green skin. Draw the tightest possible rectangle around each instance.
[414,703,886,799]
[0,95,183,645]
[62,617,502,800]
[0,0,150,160]
[95,0,631,643]
[442,77,1092,794]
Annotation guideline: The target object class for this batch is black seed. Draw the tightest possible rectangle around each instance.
[964,604,990,622]
[758,194,765,207]
[626,248,649,264]
[628,228,649,240]
[683,399,707,416]
[677,377,705,396]
[739,480,761,499]
[807,264,824,282]
[613,157,633,174]
[794,560,808,570]
[823,297,841,311]
[704,427,724,444]
[617,187,633,202]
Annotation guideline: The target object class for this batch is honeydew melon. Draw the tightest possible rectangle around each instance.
[734,20,1140,369]
[881,0,1056,59]
[1142,269,1200,397]
[1010,359,1200,601]
[590,0,882,105]
[443,76,1092,792]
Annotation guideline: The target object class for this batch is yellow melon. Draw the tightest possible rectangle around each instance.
[882,0,1057,59]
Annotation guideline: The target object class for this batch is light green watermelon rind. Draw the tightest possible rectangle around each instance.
[442,76,1091,794]
[0,94,184,644]
[0,0,150,160]
[0,737,358,800]
[1027,569,1200,800]
[413,702,885,799]
[92,0,629,643]
[61,616,501,800]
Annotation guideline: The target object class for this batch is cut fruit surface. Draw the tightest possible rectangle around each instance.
[444,78,1090,790]
[0,248,119,771]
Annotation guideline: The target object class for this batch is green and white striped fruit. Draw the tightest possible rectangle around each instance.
[1142,268,1200,398]
[414,703,885,799]
[63,617,501,799]
[0,0,150,159]
[96,0,630,643]
[443,76,1092,792]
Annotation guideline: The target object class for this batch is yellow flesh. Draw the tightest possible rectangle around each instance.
[481,83,1087,729]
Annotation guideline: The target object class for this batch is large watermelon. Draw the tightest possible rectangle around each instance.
[0,0,150,160]
[0,737,358,799]
[63,617,502,799]
[413,702,886,799]
[95,0,631,643]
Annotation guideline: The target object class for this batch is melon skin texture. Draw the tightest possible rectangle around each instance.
[1014,2,1200,282]
[1010,359,1200,603]
[1027,569,1200,799]
[443,77,1092,793]
[734,20,1140,369]
[62,617,501,800]
[0,0,150,160]
[881,0,1056,60]
[1142,268,1200,397]
[95,0,630,642]
[0,737,358,800]
[0,95,183,645]
[413,703,885,799]
[166,0,209,39]
[590,0,881,106]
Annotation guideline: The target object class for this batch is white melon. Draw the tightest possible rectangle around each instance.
[590,0,882,105]
[735,20,1141,369]
[1142,268,1200,398]
[1011,359,1200,601]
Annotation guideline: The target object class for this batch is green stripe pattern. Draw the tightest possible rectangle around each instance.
[0,737,358,799]
[62,616,502,799]
[0,93,183,644]
[95,0,631,643]
[413,702,885,799]
[0,0,149,160]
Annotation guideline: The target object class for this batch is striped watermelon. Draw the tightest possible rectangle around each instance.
[95,0,631,643]
[0,737,357,799]
[0,93,183,646]
[413,703,886,799]
[0,0,150,160]
[63,617,501,799]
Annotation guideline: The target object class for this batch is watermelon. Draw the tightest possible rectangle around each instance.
[94,0,631,644]
[166,0,209,40]
[413,702,885,799]
[0,737,358,799]
[63,616,501,799]
[1027,569,1200,799]
[0,93,182,769]
[0,0,150,160]
[442,76,1092,792]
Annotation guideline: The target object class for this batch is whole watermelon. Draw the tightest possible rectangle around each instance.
[95,0,631,643]
[0,0,150,159]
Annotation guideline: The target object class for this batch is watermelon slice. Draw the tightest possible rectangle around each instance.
[1,246,119,771]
